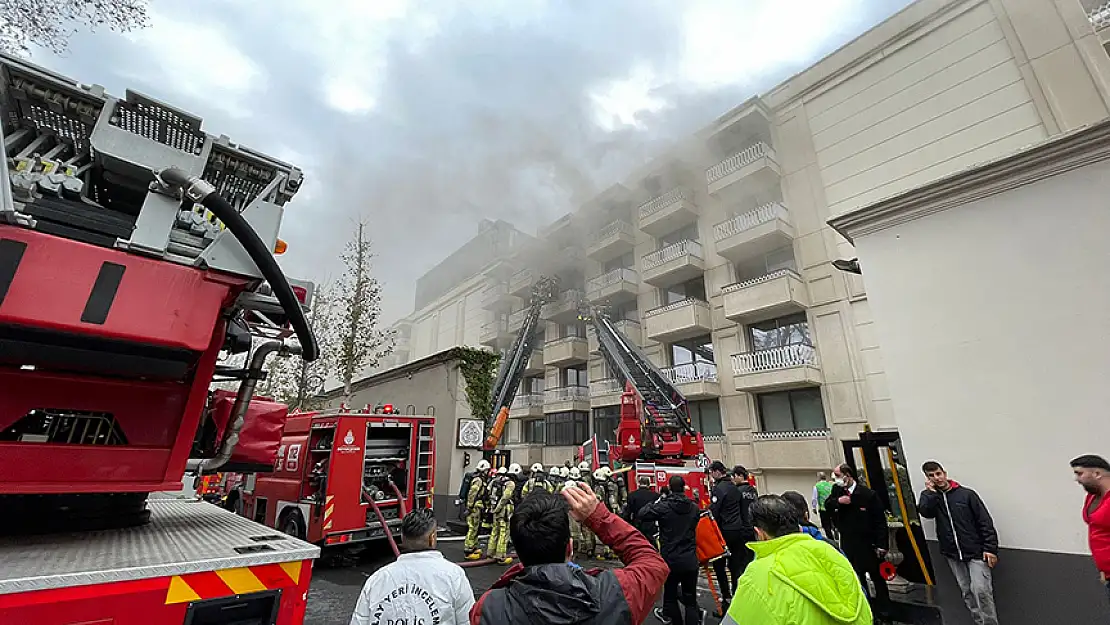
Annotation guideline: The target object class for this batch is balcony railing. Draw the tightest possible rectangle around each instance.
[731,344,818,375]
[753,429,830,441]
[507,308,528,330]
[544,386,589,402]
[481,282,511,305]
[722,268,801,294]
[714,203,789,241]
[661,362,718,384]
[642,240,703,271]
[1090,2,1110,29]
[587,267,638,291]
[707,141,772,184]
[590,379,623,396]
[546,335,587,347]
[509,268,534,290]
[592,220,635,244]
[644,297,706,318]
[638,187,692,220]
[512,393,544,408]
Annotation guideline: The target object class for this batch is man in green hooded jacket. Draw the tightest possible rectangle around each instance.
[722,494,873,625]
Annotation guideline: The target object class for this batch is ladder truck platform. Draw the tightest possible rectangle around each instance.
[0,498,320,624]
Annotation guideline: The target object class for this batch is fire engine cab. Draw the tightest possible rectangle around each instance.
[227,409,436,551]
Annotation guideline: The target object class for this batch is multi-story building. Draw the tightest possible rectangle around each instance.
[376,0,1110,494]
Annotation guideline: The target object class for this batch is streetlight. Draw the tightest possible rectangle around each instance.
[832,257,862,275]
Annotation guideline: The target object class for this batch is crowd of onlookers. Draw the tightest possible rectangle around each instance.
[349,453,1110,625]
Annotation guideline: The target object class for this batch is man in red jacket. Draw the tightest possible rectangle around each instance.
[1072,454,1110,605]
[470,482,669,625]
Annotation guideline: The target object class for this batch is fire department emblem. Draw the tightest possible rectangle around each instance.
[343,430,355,446]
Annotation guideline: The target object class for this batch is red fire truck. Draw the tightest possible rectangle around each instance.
[227,410,436,551]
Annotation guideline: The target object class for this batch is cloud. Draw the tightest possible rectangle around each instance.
[26,0,912,324]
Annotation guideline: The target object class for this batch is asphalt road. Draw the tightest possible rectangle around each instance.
[305,532,728,625]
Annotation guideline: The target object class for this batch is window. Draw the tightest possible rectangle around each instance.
[757,388,826,432]
[562,366,587,387]
[669,334,714,367]
[545,411,589,445]
[522,419,545,444]
[505,419,521,444]
[520,376,544,394]
[688,399,724,436]
[748,313,810,351]
[660,277,706,306]
[735,245,797,282]
[611,301,639,322]
[592,406,620,446]
[659,223,699,247]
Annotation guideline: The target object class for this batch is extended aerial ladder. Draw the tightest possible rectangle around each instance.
[578,304,704,465]
[483,276,559,450]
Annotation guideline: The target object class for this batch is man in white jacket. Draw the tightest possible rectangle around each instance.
[350,508,475,625]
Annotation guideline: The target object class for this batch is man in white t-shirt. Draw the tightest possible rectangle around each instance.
[350,509,475,625]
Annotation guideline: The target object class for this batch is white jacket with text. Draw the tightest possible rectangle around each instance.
[349,550,475,625]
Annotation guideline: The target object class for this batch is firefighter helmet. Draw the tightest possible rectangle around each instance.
[476,460,491,472]
[569,467,581,478]
[559,467,570,478]
[593,468,607,481]
[577,461,591,472]
[497,466,508,474]
[548,465,560,474]
[530,463,544,473]
[508,463,522,475]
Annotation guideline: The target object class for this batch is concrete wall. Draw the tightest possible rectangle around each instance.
[832,123,1110,624]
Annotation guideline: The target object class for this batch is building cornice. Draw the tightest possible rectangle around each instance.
[829,118,1110,242]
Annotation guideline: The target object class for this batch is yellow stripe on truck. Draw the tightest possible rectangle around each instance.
[215,567,268,595]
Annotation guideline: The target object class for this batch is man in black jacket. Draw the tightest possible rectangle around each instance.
[706,461,757,607]
[638,475,705,625]
[622,475,659,541]
[826,462,892,623]
[918,460,999,625]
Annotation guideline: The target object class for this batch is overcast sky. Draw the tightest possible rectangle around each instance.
[28,0,911,323]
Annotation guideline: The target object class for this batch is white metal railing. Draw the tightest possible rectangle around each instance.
[707,141,771,184]
[714,202,789,241]
[644,297,706,318]
[721,268,801,294]
[662,362,718,384]
[1090,2,1110,29]
[544,386,589,402]
[507,308,528,329]
[511,393,544,409]
[753,429,830,441]
[510,268,534,290]
[590,379,623,396]
[642,239,703,271]
[587,267,639,292]
[731,343,818,375]
[546,335,587,347]
[592,220,635,245]
[638,187,691,220]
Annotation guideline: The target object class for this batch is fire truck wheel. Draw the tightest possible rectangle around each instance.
[280,510,307,540]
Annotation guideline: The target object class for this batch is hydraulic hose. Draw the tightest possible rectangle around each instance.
[155,167,319,361]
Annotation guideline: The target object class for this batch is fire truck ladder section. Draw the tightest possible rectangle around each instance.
[483,276,558,449]
[586,306,698,452]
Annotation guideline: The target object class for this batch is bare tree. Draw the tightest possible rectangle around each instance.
[326,222,394,401]
[283,285,336,410]
[1,0,150,55]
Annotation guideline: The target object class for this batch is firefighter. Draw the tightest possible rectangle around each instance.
[486,465,517,565]
[594,467,622,559]
[576,461,598,559]
[555,466,569,492]
[522,463,551,497]
[463,459,491,559]
[567,467,584,557]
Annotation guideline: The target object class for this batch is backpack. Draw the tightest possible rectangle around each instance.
[487,476,506,508]
[511,475,526,505]
[457,471,474,503]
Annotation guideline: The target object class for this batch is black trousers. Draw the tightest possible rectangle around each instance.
[818,509,836,538]
[845,546,891,618]
[712,530,754,599]
[663,565,700,625]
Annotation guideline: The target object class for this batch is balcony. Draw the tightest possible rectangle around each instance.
[586,268,639,304]
[590,378,623,406]
[544,386,590,413]
[544,336,588,367]
[507,308,528,332]
[587,220,636,263]
[481,256,518,281]
[722,269,809,323]
[481,282,518,311]
[706,142,781,197]
[643,298,712,343]
[641,240,706,288]
[661,362,720,399]
[752,429,834,470]
[637,187,698,238]
[731,344,823,391]
[713,203,795,263]
[589,319,642,354]
[543,289,585,323]
[524,350,545,376]
[509,269,535,298]
[480,318,512,349]
[1090,2,1110,32]
[509,393,544,419]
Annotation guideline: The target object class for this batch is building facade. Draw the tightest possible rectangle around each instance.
[378,0,1110,496]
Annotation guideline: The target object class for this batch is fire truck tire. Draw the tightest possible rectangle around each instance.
[280,509,307,540]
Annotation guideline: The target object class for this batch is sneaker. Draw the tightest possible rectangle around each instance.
[652,607,672,624]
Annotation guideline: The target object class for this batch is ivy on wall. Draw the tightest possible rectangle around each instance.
[453,346,500,420]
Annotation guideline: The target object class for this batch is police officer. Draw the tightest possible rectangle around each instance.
[463,460,491,559]
[486,465,518,565]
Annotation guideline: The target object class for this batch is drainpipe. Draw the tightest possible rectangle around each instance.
[187,338,301,474]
